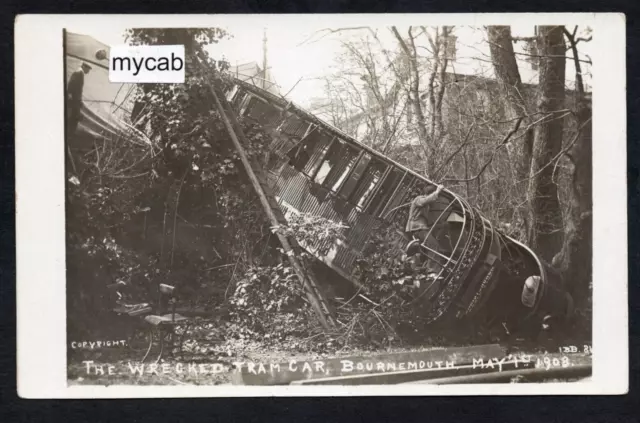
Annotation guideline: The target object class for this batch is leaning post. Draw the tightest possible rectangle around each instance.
[199,64,334,331]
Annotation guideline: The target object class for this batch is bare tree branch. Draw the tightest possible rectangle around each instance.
[296,27,371,46]
[439,117,523,184]
[486,39,592,64]
[563,27,586,95]
[516,117,592,184]
[432,123,476,179]
[283,77,304,98]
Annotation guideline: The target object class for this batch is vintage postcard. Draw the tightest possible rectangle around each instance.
[15,14,627,397]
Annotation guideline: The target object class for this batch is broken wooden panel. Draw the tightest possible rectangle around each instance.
[278,114,309,137]
[245,96,282,125]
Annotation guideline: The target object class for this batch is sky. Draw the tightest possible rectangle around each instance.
[68,23,593,108]
[67,23,343,106]
[206,24,340,105]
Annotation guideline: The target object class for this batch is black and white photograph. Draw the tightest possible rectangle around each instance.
[15,14,627,396]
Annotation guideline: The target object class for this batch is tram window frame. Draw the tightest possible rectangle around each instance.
[313,141,336,185]
[380,173,415,225]
[238,93,253,115]
[349,157,389,212]
[226,85,238,101]
[243,95,266,116]
[313,138,355,186]
[283,124,314,171]
[306,135,336,179]
[337,150,370,201]
[324,143,361,193]
[242,96,257,116]
[286,141,311,172]
[232,92,246,111]
[285,131,335,178]
[364,166,404,217]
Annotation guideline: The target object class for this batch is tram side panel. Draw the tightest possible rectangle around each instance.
[227,83,573,334]
[230,91,379,281]
[230,85,481,314]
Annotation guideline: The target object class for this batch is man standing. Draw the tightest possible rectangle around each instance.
[67,62,92,135]
[405,184,445,257]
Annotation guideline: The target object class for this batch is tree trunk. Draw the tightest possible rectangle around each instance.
[527,26,566,260]
[391,26,432,173]
[487,26,534,182]
[553,100,592,300]
[553,28,592,301]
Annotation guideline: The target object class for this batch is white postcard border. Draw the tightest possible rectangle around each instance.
[15,13,627,397]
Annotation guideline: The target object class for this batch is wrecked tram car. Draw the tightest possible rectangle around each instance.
[225,79,573,335]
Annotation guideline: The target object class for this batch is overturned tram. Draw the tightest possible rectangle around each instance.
[225,78,573,335]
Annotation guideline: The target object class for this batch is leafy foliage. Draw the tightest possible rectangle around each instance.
[227,264,317,345]
[66,28,278,339]
[272,212,348,256]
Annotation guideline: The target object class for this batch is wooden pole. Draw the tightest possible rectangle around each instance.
[206,77,333,331]
[262,28,268,90]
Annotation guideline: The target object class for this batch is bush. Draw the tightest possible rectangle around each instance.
[228,264,317,344]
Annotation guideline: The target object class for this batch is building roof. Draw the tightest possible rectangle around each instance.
[338,69,591,128]
[228,61,281,96]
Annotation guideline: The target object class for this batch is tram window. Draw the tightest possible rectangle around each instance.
[232,92,248,111]
[323,143,360,192]
[314,139,350,185]
[286,131,333,176]
[225,85,237,101]
[305,135,333,177]
[381,174,414,225]
[242,96,257,116]
[287,141,311,171]
[350,158,388,210]
[365,167,404,217]
[339,152,371,200]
